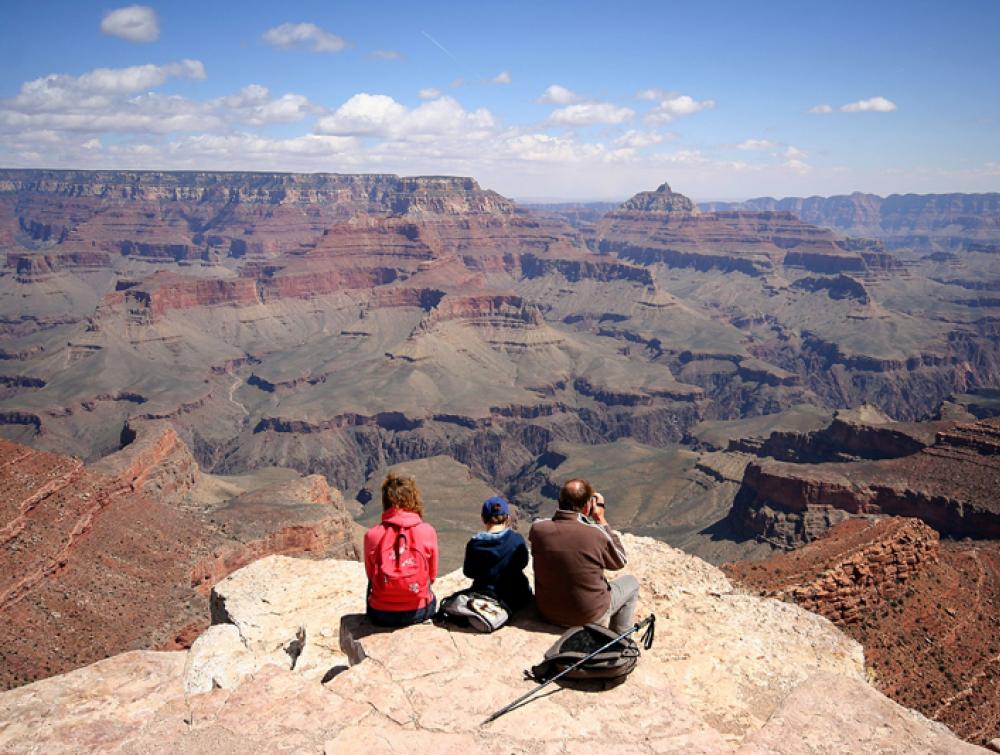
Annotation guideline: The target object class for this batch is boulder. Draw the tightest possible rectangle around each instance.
[183,624,258,694]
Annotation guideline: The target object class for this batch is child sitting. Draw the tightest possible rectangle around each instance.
[462,496,532,612]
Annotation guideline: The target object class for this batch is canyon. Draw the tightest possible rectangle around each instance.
[1,169,1000,747]
[699,191,1000,254]
[0,422,359,690]
[3,169,1000,564]
[3,170,998,512]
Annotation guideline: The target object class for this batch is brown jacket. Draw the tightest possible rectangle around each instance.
[529,509,628,626]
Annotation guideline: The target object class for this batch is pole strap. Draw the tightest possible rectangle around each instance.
[640,614,655,649]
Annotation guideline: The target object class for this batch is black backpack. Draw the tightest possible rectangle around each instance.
[527,622,651,683]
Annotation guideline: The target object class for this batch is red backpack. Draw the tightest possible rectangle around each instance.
[373,523,429,602]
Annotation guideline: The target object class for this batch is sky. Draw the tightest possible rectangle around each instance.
[1,1,998,201]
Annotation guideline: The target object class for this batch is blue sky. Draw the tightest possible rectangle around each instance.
[1,1,998,200]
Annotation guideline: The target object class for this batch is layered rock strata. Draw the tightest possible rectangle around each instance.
[0,432,359,690]
[732,416,1000,546]
[597,182,893,276]
[3,170,1000,535]
[90,421,200,503]
[701,192,1000,253]
[724,517,940,624]
[725,518,1000,746]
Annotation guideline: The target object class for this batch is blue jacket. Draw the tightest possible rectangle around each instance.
[463,528,532,611]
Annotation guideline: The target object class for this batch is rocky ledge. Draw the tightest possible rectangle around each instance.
[0,535,982,753]
[725,517,1000,746]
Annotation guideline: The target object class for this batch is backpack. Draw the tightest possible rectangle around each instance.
[527,623,645,683]
[437,589,510,633]
[373,523,428,602]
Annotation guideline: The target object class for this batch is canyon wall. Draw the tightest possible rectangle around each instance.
[725,517,1000,745]
[700,191,1000,253]
[725,517,940,625]
[730,416,1000,546]
[0,430,359,690]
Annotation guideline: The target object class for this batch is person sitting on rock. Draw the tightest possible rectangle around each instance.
[364,473,439,627]
[462,496,532,612]
[529,479,639,633]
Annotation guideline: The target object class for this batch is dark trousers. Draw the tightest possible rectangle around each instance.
[366,595,437,627]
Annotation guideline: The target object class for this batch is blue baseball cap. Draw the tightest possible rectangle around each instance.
[481,496,510,518]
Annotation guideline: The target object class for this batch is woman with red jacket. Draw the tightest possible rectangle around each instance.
[364,473,439,626]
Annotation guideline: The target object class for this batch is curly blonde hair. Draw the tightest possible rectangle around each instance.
[381,472,424,517]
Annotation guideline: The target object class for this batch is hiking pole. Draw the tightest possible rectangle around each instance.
[481,614,655,726]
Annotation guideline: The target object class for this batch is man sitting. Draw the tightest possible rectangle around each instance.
[529,478,639,632]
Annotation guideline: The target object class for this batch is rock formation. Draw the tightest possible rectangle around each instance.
[596,182,895,277]
[724,517,941,625]
[699,192,1000,253]
[730,415,1000,546]
[725,518,1000,746]
[0,535,984,753]
[2,169,1000,621]
[91,421,200,503]
[0,428,360,690]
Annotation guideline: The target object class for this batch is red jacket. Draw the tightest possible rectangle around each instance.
[364,508,438,611]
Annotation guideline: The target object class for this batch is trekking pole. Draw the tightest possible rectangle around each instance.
[481,614,655,726]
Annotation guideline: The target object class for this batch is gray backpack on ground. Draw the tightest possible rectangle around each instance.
[527,623,642,683]
[437,589,510,632]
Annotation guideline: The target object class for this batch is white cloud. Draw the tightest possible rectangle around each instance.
[418,88,442,100]
[0,65,319,135]
[548,102,635,126]
[217,86,313,126]
[6,60,206,116]
[317,93,494,140]
[101,5,159,43]
[783,158,811,174]
[537,85,579,105]
[784,145,806,159]
[644,95,715,125]
[809,104,833,114]
[371,49,403,60]
[614,130,668,148]
[0,105,218,135]
[315,93,406,136]
[841,96,897,113]
[737,138,776,151]
[635,88,665,101]
[404,97,494,136]
[84,59,206,93]
[502,133,636,165]
[170,132,361,163]
[491,71,512,85]
[262,22,347,53]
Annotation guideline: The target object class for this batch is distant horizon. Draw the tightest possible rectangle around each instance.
[2,1,998,200]
[1,164,996,206]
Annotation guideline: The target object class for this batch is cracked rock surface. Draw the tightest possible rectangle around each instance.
[0,535,985,753]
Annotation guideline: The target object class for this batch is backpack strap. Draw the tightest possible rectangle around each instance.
[379,521,410,555]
